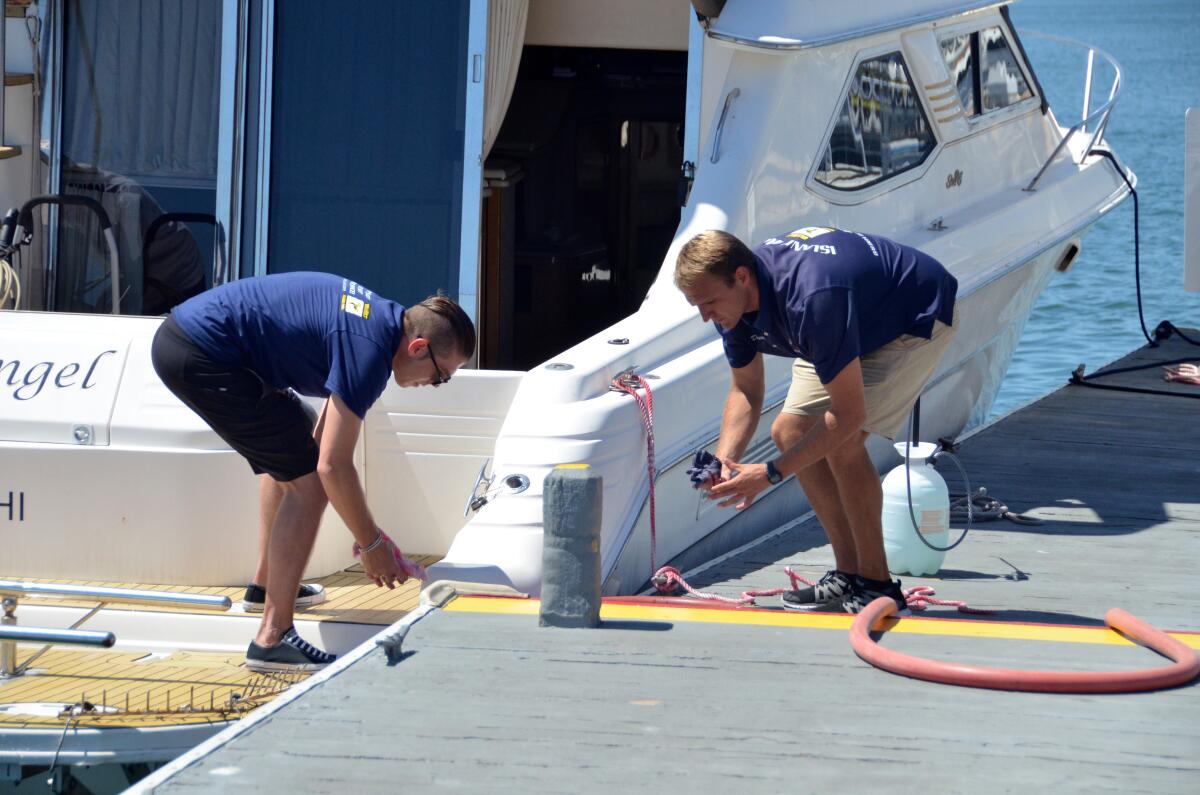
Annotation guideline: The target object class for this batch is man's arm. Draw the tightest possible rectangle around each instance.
[714,353,766,477]
[317,394,410,586]
[708,357,867,508]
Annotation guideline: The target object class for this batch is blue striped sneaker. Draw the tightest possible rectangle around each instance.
[245,627,336,673]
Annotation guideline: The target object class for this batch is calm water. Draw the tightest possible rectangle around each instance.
[990,0,1200,417]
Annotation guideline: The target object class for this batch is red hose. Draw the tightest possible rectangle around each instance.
[850,597,1200,693]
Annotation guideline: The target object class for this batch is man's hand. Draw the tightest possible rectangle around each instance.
[707,462,770,510]
[361,537,411,589]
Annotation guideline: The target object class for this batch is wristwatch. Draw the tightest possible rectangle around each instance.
[765,459,784,485]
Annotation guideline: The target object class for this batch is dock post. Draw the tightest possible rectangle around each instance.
[540,464,602,628]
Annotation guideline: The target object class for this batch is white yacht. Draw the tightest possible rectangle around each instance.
[0,0,1130,787]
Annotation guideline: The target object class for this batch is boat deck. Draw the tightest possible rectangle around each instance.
[135,332,1200,793]
[0,558,437,731]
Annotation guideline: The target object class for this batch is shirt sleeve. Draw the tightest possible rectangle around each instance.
[796,287,862,384]
[325,331,392,419]
[719,322,758,369]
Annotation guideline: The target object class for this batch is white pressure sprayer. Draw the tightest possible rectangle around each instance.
[881,441,971,576]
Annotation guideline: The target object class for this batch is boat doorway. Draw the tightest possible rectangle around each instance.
[479,46,687,370]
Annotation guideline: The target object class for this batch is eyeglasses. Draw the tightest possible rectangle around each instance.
[425,340,451,386]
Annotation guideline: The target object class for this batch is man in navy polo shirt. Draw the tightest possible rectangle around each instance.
[151,272,475,671]
[674,228,957,614]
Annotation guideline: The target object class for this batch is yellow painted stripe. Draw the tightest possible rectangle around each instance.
[556,463,590,469]
[445,597,1200,649]
[927,89,957,101]
[938,110,965,123]
[925,79,951,90]
[932,100,959,113]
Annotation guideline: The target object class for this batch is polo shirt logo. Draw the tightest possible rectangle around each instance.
[785,226,834,240]
[341,293,370,319]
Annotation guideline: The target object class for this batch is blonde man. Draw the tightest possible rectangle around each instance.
[675,228,957,614]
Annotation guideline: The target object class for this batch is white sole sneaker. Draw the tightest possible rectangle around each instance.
[242,583,327,613]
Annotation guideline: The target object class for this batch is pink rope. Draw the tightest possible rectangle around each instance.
[652,565,991,614]
[611,374,657,580]
[1163,363,1200,385]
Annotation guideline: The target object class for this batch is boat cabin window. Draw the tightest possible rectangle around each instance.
[50,3,221,316]
[814,52,936,191]
[938,26,1034,118]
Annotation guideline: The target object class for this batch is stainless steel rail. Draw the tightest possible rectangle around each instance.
[0,6,7,147]
[0,579,233,610]
[0,625,114,647]
[710,88,740,164]
[1022,32,1124,192]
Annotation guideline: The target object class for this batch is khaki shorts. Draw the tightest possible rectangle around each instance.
[782,306,958,439]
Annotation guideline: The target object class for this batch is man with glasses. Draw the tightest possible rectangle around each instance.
[151,272,475,671]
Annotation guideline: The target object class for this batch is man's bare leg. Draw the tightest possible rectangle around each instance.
[251,400,328,590]
[826,430,889,581]
[255,472,328,647]
[251,475,284,587]
[771,412,859,574]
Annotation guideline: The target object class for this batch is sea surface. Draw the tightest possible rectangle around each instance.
[991,0,1200,417]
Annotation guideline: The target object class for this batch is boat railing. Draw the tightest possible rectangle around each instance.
[0,581,231,677]
[0,579,233,609]
[1022,31,1124,192]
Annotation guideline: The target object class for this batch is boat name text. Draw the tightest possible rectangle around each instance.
[946,169,963,189]
[0,350,118,401]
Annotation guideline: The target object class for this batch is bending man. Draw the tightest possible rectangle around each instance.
[674,228,957,614]
[151,272,475,670]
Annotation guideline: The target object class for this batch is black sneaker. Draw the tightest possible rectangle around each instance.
[814,576,911,617]
[781,570,853,610]
[241,583,326,613]
[245,627,337,673]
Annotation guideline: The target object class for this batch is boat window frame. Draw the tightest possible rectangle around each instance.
[804,40,943,207]
[933,16,1040,129]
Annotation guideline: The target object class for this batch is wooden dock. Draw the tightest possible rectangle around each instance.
[136,333,1200,794]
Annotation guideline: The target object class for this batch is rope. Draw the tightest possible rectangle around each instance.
[0,253,20,309]
[1163,362,1200,385]
[651,565,991,614]
[950,488,1043,525]
[611,373,657,580]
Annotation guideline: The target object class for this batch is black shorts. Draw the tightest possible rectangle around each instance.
[151,315,320,482]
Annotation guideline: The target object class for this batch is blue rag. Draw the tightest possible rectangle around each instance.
[686,449,723,489]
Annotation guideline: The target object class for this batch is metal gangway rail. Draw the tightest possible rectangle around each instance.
[0,580,232,677]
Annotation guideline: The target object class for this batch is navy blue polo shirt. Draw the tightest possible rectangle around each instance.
[719,228,956,383]
[171,272,405,418]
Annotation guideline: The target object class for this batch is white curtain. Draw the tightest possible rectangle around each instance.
[483,0,529,162]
